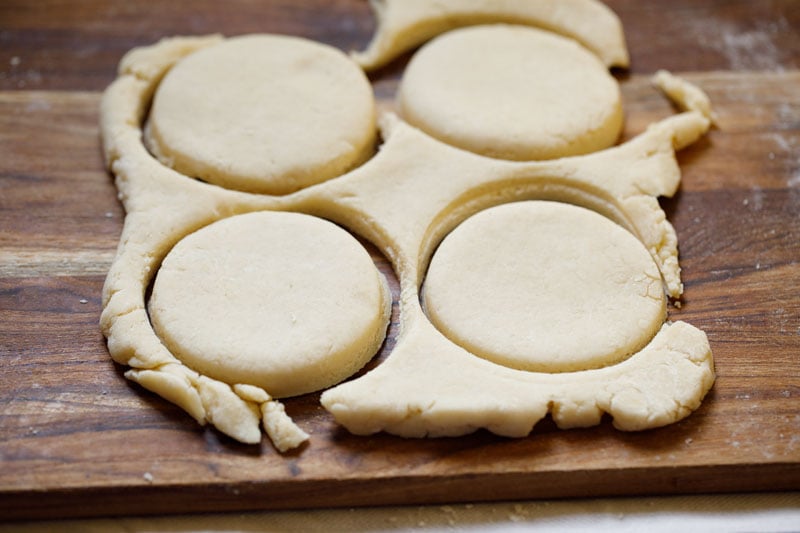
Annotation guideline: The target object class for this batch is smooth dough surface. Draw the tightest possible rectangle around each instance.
[146,34,376,195]
[398,25,623,160]
[423,201,666,372]
[149,211,391,398]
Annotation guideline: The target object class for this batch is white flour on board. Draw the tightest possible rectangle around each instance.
[686,14,793,72]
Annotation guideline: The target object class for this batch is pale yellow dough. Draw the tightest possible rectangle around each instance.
[353,0,629,70]
[398,25,623,160]
[423,201,665,372]
[653,69,719,125]
[149,211,391,398]
[145,34,376,195]
[100,32,715,446]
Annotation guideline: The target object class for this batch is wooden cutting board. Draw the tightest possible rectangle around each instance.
[1,0,798,521]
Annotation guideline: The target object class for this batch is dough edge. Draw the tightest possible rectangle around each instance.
[352,0,630,71]
[396,24,624,161]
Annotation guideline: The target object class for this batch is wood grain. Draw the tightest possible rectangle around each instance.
[1,0,798,92]
[1,0,799,521]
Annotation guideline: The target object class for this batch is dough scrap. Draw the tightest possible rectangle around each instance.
[146,34,376,195]
[398,24,623,160]
[100,30,715,446]
[149,211,392,399]
[261,401,310,453]
[653,69,719,125]
[353,0,629,71]
[423,201,666,372]
[322,320,714,437]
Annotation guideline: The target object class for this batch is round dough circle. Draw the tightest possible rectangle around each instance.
[422,201,666,372]
[397,25,623,161]
[146,34,376,195]
[149,211,391,398]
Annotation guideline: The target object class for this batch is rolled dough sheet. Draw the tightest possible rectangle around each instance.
[398,24,623,160]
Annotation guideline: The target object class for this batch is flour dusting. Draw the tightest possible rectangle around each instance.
[686,15,792,71]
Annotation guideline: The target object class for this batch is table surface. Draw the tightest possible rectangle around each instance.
[1,0,799,521]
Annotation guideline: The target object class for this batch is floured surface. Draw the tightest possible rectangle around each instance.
[4,1,800,524]
[352,0,629,70]
[2,67,798,519]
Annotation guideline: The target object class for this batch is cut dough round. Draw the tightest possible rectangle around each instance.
[149,211,391,398]
[145,34,376,195]
[398,25,623,161]
[422,201,666,372]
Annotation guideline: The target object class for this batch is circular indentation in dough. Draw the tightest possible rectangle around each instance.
[146,34,376,195]
[149,211,391,398]
[397,25,623,161]
[422,201,666,372]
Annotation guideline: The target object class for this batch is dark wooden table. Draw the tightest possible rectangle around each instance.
[1,0,799,521]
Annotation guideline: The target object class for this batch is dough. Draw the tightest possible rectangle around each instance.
[145,34,376,195]
[353,0,629,71]
[322,320,714,438]
[653,69,719,125]
[423,201,666,372]
[149,211,391,398]
[398,25,623,160]
[100,32,715,446]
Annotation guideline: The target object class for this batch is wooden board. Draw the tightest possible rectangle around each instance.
[1,0,799,521]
